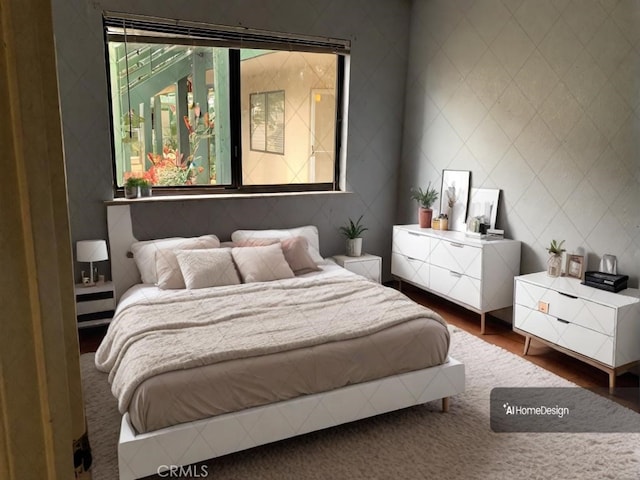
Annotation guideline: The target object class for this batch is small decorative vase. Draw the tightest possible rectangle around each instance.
[346,238,362,257]
[418,207,433,229]
[124,186,139,199]
[139,185,152,197]
[439,216,448,231]
[547,254,562,277]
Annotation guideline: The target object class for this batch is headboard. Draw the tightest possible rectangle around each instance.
[107,204,140,302]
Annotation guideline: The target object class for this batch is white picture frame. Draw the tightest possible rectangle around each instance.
[440,170,471,232]
[468,188,500,230]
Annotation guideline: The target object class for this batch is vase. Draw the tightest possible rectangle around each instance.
[418,207,433,229]
[346,238,362,257]
[547,254,562,277]
[140,185,152,197]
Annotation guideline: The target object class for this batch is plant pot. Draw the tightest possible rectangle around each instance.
[418,207,433,229]
[346,238,362,257]
[140,185,153,197]
[547,254,562,277]
[124,186,140,199]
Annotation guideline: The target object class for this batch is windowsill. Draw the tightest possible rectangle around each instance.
[105,190,351,205]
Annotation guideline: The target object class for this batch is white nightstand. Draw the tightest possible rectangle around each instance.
[75,281,116,329]
[333,253,382,283]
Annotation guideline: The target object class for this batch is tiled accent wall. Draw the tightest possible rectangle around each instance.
[51,0,411,281]
[398,0,640,286]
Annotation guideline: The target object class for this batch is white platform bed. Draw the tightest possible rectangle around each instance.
[105,204,465,480]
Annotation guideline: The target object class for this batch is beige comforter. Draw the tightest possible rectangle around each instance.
[96,274,447,414]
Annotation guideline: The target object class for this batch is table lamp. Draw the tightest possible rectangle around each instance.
[76,239,108,286]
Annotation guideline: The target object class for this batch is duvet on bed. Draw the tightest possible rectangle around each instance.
[95,265,450,433]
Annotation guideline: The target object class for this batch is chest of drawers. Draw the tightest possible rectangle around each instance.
[514,272,640,390]
[391,225,521,333]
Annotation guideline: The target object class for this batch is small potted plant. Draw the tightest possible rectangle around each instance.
[339,215,368,257]
[139,178,153,197]
[124,177,144,199]
[546,239,565,277]
[410,183,439,228]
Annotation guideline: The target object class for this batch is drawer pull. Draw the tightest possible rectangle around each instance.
[557,318,570,324]
[449,242,465,248]
[449,271,462,278]
[407,256,421,262]
[408,231,421,236]
[558,292,578,299]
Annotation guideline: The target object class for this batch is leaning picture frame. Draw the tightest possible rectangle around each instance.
[566,254,585,279]
[440,170,471,232]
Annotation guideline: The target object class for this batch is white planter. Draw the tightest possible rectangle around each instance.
[346,238,362,257]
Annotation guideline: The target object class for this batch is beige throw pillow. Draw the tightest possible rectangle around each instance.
[174,248,241,289]
[231,243,295,283]
[233,237,319,275]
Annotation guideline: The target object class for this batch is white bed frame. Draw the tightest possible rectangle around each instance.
[106,203,466,480]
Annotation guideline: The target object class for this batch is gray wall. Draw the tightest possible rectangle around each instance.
[398,0,640,286]
[52,0,411,281]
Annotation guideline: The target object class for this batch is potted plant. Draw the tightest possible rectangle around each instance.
[410,183,439,228]
[339,215,368,257]
[546,239,565,277]
[139,178,153,197]
[124,177,143,199]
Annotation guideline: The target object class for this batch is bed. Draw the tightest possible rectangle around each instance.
[103,204,465,480]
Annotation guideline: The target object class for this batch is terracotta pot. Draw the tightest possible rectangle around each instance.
[418,207,433,228]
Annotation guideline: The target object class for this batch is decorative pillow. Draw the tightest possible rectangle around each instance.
[231,243,295,283]
[231,226,323,263]
[280,237,320,275]
[155,249,187,289]
[131,235,220,284]
[174,248,240,289]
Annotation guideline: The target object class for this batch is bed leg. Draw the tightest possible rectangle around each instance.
[441,397,449,413]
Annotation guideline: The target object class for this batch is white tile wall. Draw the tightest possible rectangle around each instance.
[399,0,640,286]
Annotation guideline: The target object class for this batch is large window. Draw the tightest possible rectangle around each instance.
[105,15,349,193]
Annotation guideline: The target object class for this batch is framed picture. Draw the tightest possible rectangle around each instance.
[441,170,471,232]
[468,188,500,230]
[566,254,585,279]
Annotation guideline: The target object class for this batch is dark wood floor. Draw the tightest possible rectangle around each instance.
[78,282,639,411]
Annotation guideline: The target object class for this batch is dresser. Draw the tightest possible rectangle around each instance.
[391,225,521,333]
[514,272,640,390]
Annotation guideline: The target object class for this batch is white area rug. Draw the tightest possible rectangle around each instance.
[81,327,640,479]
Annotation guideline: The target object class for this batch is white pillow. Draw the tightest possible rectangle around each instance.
[231,243,295,283]
[131,235,220,284]
[155,249,186,289]
[174,248,240,289]
[231,226,323,264]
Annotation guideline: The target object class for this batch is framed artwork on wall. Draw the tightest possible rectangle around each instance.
[440,170,471,232]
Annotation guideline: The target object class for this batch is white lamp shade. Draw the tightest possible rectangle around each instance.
[77,240,109,262]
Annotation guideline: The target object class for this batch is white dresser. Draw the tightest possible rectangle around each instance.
[514,272,640,390]
[391,225,521,333]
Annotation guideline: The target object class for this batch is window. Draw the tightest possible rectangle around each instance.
[104,15,349,193]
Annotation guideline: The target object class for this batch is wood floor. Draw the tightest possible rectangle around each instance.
[78,282,639,411]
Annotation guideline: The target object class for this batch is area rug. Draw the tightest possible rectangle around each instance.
[81,328,640,480]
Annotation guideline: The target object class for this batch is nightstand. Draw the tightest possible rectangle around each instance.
[333,253,382,283]
[75,281,116,329]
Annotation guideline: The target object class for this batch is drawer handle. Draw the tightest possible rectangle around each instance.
[449,271,462,278]
[407,256,421,262]
[449,242,464,248]
[556,318,570,324]
[408,231,421,236]
[558,292,578,299]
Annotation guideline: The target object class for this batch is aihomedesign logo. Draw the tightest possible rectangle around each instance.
[157,465,209,478]
[502,402,570,419]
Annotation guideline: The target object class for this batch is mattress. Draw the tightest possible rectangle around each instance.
[102,263,450,434]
